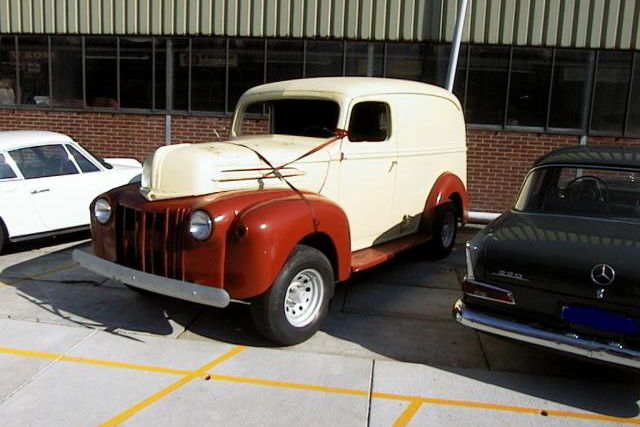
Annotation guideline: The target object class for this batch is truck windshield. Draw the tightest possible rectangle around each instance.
[239,99,340,138]
[515,166,640,223]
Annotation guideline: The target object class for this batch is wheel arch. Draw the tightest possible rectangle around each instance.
[298,232,339,281]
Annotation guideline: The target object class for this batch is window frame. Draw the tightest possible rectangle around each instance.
[0,151,21,181]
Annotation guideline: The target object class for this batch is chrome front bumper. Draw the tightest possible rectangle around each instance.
[453,299,640,369]
[72,249,230,308]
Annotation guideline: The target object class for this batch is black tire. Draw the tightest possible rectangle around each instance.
[428,201,458,258]
[0,218,7,255]
[250,244,334,346]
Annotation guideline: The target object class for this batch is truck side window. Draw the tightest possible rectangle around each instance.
[348,102,390,142]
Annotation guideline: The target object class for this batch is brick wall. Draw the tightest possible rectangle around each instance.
[1,109,638,213]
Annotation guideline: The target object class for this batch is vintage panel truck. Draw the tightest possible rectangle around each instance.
[73,77,468,345]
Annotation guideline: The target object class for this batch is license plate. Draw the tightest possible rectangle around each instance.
[561,305,639,334]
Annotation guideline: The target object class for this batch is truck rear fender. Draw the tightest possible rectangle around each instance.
[224,194,351,300]
[422,173,469,233]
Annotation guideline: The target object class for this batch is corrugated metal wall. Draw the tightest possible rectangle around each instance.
[1,0,639,49]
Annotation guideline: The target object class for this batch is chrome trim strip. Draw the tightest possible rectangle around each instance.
[453,299,640,369]
[72,249,230,308]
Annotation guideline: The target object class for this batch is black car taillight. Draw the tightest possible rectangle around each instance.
[462,278,516,305]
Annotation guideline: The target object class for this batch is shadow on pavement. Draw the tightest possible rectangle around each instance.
[1,230,639,418]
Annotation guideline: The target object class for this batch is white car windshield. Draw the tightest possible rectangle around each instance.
[515,166,640,223]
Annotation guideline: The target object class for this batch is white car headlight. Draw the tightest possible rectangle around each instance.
[189,210,213,241]
[94,198,112,224]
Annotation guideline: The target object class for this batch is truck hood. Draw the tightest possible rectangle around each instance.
[140,135,334,200]
[478,211,640,306]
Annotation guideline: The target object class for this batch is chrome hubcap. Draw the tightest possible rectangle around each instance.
[284,268,324,328]
[441,211,456,248]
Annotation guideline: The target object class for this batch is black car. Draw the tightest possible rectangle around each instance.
[454,145,640,368]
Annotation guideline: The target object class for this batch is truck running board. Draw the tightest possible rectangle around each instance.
[350,234,430,272]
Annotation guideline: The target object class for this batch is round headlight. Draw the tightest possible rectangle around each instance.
[189,210,213,241]
[94,198,112,224]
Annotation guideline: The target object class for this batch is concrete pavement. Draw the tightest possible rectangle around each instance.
[0,230,638,426]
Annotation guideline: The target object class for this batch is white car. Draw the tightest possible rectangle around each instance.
[0,131,141,252]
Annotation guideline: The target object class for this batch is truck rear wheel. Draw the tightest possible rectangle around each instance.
[428,201,457,258]
[250,245,334,346]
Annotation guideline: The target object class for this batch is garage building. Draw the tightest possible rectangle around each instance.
[0,0,639,214]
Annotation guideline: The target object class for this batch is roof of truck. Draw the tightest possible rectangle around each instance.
[242,77,460,108]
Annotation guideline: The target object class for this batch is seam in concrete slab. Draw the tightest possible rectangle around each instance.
[475,330,492,370]
[366,359,375,427]
[175,307,206,340]
[0,328,98,406]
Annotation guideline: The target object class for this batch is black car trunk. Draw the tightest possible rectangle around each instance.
[478,212,640,309]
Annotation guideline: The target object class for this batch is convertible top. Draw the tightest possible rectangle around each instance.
[534,145,640,169]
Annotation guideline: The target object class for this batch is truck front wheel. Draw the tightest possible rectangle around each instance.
[250,245,334,346]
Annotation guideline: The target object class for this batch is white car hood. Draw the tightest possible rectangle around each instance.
[140,135,335,201]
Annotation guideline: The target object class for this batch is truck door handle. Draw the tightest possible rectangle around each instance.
[30,188,50,195]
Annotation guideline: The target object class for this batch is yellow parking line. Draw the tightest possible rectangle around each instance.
[392,400,423,427]
[96,346,246,427]
[0,346,192,376]
[0,344,638,425]
[208,374,369,397]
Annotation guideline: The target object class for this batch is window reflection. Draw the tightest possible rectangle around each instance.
[120,38,153,109]
[51,37,83,108]
[86,37,117,108]
[345,42,383,77]
[465,45,510,125]
[507,47,552,127]
[16,36,49,106]
[591,51,632,134]
[305,40,343,77]
[190,38,226,112]
[549,50,594,130]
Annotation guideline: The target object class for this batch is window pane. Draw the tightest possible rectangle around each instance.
[0,153,17,179]
[240,100,338,137]
[228,39,264,112]
[385,43,427,81]
[17,36,49,106]
[154,38,167,110]
[120,37,153,109]
[422,44,466,100]
[548,49,594,130]
[0,36,17,105]
[591,51,632,134]
[85,37,117,108]
[349,102,390,142]
[51,37,83,108]
[305,40,343,77]
[190,38,225,112]
[66,145,99,172]
[465,45,510,125]
[267,40,303,83]
[172,38,189,110]
[506,47,552,127]
[10,145,79,179]
[627,56,640,136]
[345,42,383,77]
